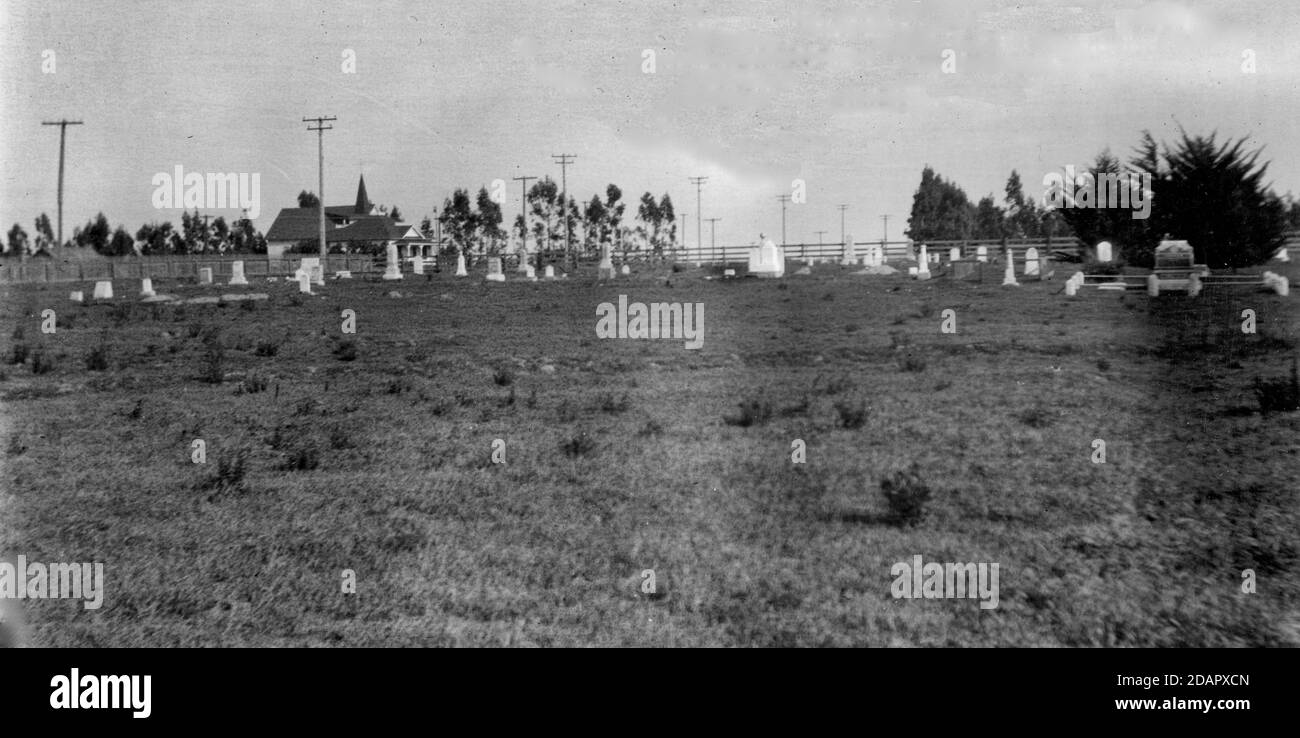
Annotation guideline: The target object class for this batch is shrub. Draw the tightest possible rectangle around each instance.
[84,344,110,372]
[724,399,772,427]
[8,343,29,365]
[492,367,514,386]
[333,338,357,362]
[1018,405,1055,428]
[254,340,279,357]
[1254,357,1299,415]
[198,448,249,499]
[637,419,664,437]
[898,353,927,373]
[834,400,868,429]
[284,443,321,471]
[598,392,629,414]
[201,342,224,384]
[30,350,53,375]
[237,373,268,394]
[881,464,932,526]
[560,430,597,457]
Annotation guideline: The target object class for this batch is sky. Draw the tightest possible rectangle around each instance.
[3,0,1300,249]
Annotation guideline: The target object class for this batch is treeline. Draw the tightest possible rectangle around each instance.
[425,178,679,259]
[906,129,1300,268]
[4,211,266,257]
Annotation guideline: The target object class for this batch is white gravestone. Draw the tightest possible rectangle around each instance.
[1002,249,1019,286]
[949,247,961,262]
[70,291,84,303]
[486,257,505,282]
[917,244,931,280]
[140,278,155,297]
[455,252,468,277]
[841,235,857,266]
[976,246,988,263]
[299,257,324,286]
[747,236,785,278]
[525,264,537,280]
[1147,273,1160,297]
[199,267,213,285]
[1024,247,1040,277]
[410,256,424,275]
[228,260,248,286]
[1096,241,1113,263]
[383,243,403,281]
[544,265,556,279]
[93,280,114,299]
[1275,246,1290,263]
[1065,272,1083,296]
[297,271,313,294]
[597,243,616,279]
[620,264,630,276]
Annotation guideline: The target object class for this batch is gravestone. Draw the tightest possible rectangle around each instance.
[383,243,403,280]
[1276,246,1291,263]
[229,260,249,286]
[917,244,931,280]
[620,264,630,276]
[1096,241,1113,263]
[907,266,918,276]
[1065,272,1083,296]
[1264,271,1290,296]
[747,235,785,278]
[1024,247,1040,277]
[544,265,556,279]
[952,261,977,281]
[841,235,857,266]
[69,291,84,303]
[93,280,114,299]
[297,271,313,294]
[524,264,537,280]
[199,267,213,284]
[949,247,961,262]
[410,256,424,275]
[300,257,324,286]
[597,243,616,279]
[486,257,505,282]
[140,278,155,297]
[976,246,988,263]
[1147,273,1160,297]
[724,268,736,277]
[455,252,468,277]
[334,271,352,279]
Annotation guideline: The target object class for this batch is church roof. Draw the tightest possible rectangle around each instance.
[265,208,425,242]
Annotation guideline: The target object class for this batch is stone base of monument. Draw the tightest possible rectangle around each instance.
[382,267,403,280]
[140,278,156,297]
[334,271,352,279]
[544,265,556,279]
[141,294,177,303]
[93,281,114,299]
[597,265,615,279]
[524,265,537,280]
[70,291,84,303]
[198,268,213,285]
[486,273,506,282]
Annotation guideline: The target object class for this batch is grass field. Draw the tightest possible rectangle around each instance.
[1,259,1297,647]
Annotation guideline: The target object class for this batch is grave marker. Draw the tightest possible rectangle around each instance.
[199,268,213,284]
[1096,241,1113,263]
[455,252,468,277]
[976,246,988,262]
[486,257,505,282]
[597,243,616,279]
[229,260,249,286]
[1024,247,1040,277]
[382,243,403,280]
[140,278,155,297]
[917,244,931,280]
[93,280,113,299]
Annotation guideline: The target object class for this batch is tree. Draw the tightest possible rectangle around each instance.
[1003,170,1041,238]
[605,184,625,250]
[583,195,608,252]
[658,194,676,254]
[438,189,479,256]
[389,205,402,222]
[526,177,562,256]
[135,222,173,255]
[34,213,54,251]
[637,192,663,253]
[106,226,134,256]
[972,195,1004,240]
[7,224,29,256]
[298,191,320,208]
[475,187,503,255]
[906,166,975,241]
[75,213,111,253]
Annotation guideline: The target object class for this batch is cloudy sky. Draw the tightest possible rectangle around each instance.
[3,0,1299,248]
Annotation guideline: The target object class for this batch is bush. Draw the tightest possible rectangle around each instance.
[30,350,53,375]
[333,338,357,362]
[200,342,224,384]
[598,392,629,414]
[724,399,772,427]
[284,443,321,471]
[834,400,868,429]
[85,344,110,372]
[492,367,514,386]
[254,340,279,357]
[237,373,268,394]
[881,464,932,527]
[197,448,249,499]
[1254,357,1299,415]
[8,343,29,365]
[898,353,927,373]
[560,430,597,457]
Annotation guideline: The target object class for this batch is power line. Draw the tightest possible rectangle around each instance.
[689,176,708,259]
[776,195,792,247]
[41,119,84,248]
[303,116,337,268]
[551,154,576,265]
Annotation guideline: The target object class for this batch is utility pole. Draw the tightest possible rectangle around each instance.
[814,230,828,262]
[837,204,849,245]
[551,154,575,266]
[513,175,537,271]
[776,195,791,246]
[303,116,337,267]
[41,119,84,248]
[705,217,721,262]
[689,176,708,259]
[679,213,687,259]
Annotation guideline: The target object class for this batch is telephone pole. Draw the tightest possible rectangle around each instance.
[551,154,576,266]
[705,217,721,262]
[679,213,687,258]
[41,119,84,248]
[513,175,537,270]
[837,204,849,245]
[814,230,828,262]
[303,116,337,266]
[881,214,890,244]
[776,195,791,246]
[689,176,708,259]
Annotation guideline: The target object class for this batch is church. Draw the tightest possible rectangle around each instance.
[264,175,431,259]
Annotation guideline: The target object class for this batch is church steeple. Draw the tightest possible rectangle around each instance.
[354,175,373,215]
